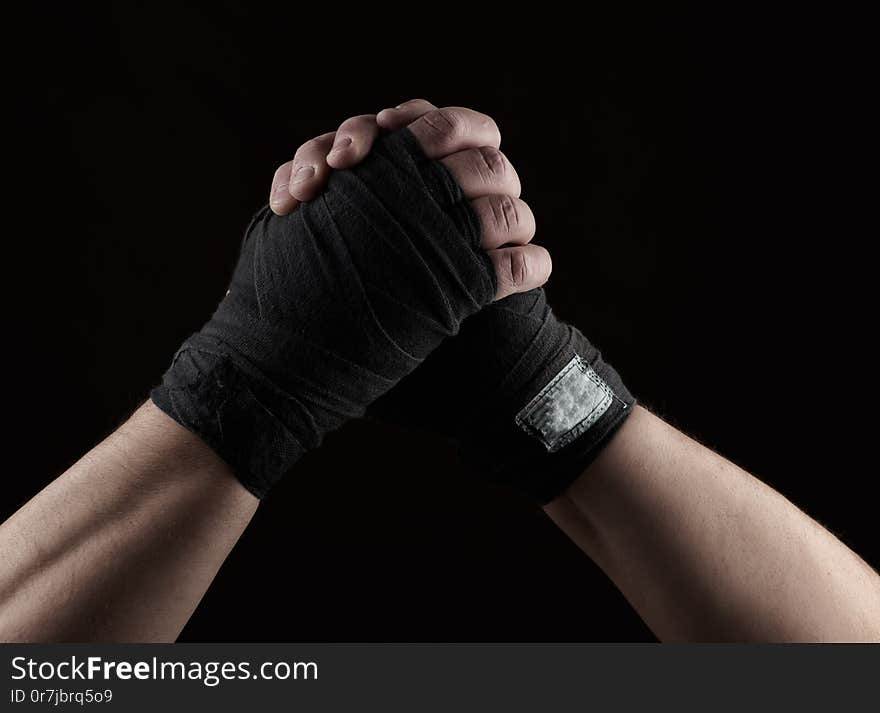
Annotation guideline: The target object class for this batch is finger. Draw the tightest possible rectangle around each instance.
[487,244,553,300]
[441,147,521,199]
[376,99,437,130]
[326,114,379,169]
[407,107,501,159]
[470,195,536,249]
[269,160,300,215]
[289,131,336,201]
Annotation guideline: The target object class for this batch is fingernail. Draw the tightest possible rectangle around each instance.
[292,166,315,184]
[328,137,352,155]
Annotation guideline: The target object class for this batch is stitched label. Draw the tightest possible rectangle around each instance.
[515,356,614,452]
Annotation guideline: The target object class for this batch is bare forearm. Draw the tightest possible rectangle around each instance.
[0,401,258,642]
[545,406,880,641]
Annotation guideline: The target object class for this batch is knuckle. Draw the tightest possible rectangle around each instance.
[534,247,552,282]
[272,161,291,180]
[294,140,319,160]
[475,147,508,183]
[295,132,334,159]
[485,115,501,142]
[473,112,501,146]
[489,194,519,233]
[341,114,376,131]
[504,250,529,288]
[421,108,461,143]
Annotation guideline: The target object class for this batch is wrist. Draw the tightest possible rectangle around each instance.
[151,347,307,499]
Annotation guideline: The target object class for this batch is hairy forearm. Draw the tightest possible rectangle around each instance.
[0,401,258,642]
[545,406,880,641]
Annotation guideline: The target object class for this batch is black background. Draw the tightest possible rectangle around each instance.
[8,6,875,641]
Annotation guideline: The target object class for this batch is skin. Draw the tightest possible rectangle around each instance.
[270,101,553,299]
[1,102,876,642]
[546,407,880,641]
[0,106,546,642]
[272,103,880,642]
[0,401,257,642]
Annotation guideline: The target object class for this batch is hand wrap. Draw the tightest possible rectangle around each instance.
[152,130,496,497]
[373,289,635,503]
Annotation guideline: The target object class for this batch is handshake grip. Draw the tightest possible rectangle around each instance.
[152,129,497,498]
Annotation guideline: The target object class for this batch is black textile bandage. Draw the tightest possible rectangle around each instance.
[152,129,496,497]
[372,289,635,503]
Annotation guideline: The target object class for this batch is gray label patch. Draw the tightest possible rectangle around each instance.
[515,356,614,452]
